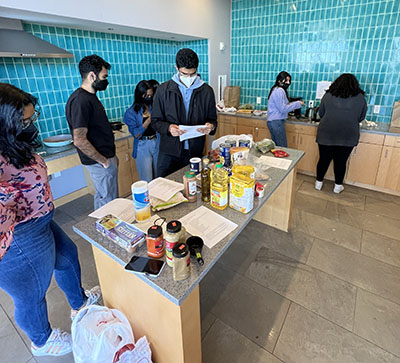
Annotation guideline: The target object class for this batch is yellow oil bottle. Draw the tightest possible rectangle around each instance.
[210,163,228,210]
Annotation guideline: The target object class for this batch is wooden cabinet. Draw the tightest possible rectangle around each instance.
[375,146,400,191]
[297,133,319,174]
[346,142,382,185]
[254,126,271,141]
[216,114,237,138]
[116,138,139,197]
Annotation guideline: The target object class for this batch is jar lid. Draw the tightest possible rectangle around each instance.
[147,225,162,238]
[202,158,209,167]
[166,220,182,233]
[185,171,195,178]
[216,163,223,169]
[173,242,188,258]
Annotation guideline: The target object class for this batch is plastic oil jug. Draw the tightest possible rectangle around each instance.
[210,163,228,210]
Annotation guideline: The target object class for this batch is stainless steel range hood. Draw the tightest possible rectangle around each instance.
[0,17,73,58]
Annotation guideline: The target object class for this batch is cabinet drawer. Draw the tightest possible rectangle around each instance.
[384,135,400,147]
[359,132,384,145]
[218,114,237,125]
[236,117,253,127]
[285,123,316,135]
[116,139,129,152]
[252,118,267,129]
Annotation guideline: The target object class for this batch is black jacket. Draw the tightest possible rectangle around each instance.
[151,80,217,158]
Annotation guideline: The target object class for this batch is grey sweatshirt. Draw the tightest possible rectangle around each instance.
[316,93,367,147]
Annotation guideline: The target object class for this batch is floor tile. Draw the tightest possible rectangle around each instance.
[211,273,290,352]
[345,184,400,205]
[218,229,263,275]
[274,303,400,363]
[362,230,400,268]
[0,306,33,363]
[293,192,328,216]
[246,247,356,330]
[354,289,400,358]
[298,180,366,210]
[34,352,75,363]
[202,319,283,363]
[365,196,400,220]
[307,238,400,305]
[292,208,362,252]
[201,312,216,340]
[323,202,400,241]
[56,193,94,222]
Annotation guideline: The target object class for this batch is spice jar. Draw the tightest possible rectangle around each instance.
[172,242,190,281]
[165,220,185,267]
[183,171,197,202]
[146,225,164,258]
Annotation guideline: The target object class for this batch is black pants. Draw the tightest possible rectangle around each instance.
[156,151,191,178]
[316,144,354,185]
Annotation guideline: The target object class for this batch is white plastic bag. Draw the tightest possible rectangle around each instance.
[71,305,150,363]
[211,134,253,150]
[118,336,152,363]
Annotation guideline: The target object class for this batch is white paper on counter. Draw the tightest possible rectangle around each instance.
[179,206,238,248]
[148,177,184,202]
[88,198,135,223]
[179,125,206,141]
[316,81,331,99]
[258,155,292,170]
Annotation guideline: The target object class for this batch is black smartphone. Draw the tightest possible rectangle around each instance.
[124,256,165,278]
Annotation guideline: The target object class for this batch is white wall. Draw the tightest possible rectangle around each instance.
[0,0,231,91]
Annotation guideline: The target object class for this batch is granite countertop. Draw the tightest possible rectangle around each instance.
[219,112,400,136]
[39,125,132,162]
[73,147,305,306]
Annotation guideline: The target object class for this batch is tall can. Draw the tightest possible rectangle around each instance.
[219,143,231,168]
[131,181,151,222]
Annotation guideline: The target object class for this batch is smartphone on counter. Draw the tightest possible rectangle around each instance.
[124,256,165,278]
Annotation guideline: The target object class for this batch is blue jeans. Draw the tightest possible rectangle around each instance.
[267,119,287,147]
[85,156,119,210]
[135,138,159,182]
[0,210,85,346]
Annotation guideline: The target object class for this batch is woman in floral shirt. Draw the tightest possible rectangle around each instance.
[0,83,101,357]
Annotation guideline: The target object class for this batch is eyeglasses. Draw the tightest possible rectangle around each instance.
[179,71,197,78]
[22,109,40,129]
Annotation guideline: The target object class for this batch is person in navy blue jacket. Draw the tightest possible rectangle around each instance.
[123,80,160,182]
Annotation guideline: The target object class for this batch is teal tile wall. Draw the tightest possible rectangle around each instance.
[0,23,208,139]
[231,0,400,123]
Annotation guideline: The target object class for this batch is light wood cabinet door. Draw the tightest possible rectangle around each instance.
[237,124,253,136]
[346,142,382,185]
[375,146,400,191]
[254,127,271,141]
[286,131,298,149]
[297,133,319,173]
[117,150,133,197]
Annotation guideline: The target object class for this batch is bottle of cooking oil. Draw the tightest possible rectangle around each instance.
[201,158,210,202]
[210,163,228,210]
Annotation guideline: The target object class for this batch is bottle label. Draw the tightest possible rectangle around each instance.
[188,180,197,196]
[133,190,149,209]
[211,189,228,207]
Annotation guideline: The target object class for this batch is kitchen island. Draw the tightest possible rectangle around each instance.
[73,147,304,363]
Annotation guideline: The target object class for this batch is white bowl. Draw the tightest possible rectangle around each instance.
[43,134,73,147]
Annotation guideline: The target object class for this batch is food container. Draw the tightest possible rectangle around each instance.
[172,242,190,281]
[42,134,73,148]
[146,225,165,258]
[165,220,186,267]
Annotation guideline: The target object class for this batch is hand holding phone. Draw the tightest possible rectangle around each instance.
[124,256,165,278]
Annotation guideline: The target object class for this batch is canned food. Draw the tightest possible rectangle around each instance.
[225,139,237,147]
[219,143,231,167]
[239,139,251,148]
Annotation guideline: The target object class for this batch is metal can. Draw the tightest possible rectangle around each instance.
[219,143,231,167]
[239,139,250,148]
[225,139,237,147]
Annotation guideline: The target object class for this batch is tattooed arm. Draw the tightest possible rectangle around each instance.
[73,127,109,168]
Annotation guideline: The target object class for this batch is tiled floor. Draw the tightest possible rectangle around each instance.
[1,175,400,362]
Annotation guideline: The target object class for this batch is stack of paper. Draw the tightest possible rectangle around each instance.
[148,177,184,202]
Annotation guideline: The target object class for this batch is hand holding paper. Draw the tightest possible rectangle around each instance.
[179,125,206,141]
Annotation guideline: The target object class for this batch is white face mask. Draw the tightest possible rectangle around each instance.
[180,74,197,88]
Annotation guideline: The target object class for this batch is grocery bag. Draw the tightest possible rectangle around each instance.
[71,305,152,363]
[223,86,241,108]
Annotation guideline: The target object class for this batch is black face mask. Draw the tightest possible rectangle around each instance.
[92,78,109,92]
[281,83,290,90]
[144,97,153,105]
[17,122,39,143]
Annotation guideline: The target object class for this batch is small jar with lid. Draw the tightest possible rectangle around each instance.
[146,225,165,258]
[165,220,186,267]
[183,171,197,203]
[172,242,191,281]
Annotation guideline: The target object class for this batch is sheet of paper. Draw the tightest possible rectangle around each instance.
[179,206,238,248]
[88,198,135,223]
[179,125,206,141]
[258,155,292,170]
[316,81,331,99]
[148,177,184,202]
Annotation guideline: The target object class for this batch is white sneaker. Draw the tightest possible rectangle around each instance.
[71,286,102,320]
[31,329,72,356]
[315,180,323,190]
[333,184,344,194]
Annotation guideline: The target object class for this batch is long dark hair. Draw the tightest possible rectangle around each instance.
[133,80,152,113]
[0,83,39,169]
[148,79,159,95]
[268,71,291,99]
[327,73,365,98]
